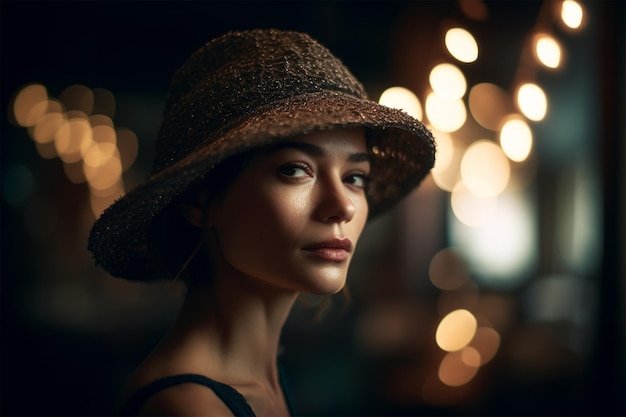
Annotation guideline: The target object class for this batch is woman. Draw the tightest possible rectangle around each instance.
[88,29,435,416]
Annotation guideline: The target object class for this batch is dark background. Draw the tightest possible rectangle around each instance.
[2,1,624,416]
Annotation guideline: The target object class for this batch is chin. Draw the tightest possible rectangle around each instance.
[304,274,347,295]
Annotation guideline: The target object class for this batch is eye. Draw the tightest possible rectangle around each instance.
[278,162,313,178]
[344,173,370,189]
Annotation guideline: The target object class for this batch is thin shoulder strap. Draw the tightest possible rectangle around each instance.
[119,373,256,416]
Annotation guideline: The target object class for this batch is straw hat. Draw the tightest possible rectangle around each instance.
[88,29,435,281]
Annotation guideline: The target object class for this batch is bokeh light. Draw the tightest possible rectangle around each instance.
[60,84,95,114]
[84,154,123,191]
[55,117,92,163]
[429,247,471,291]
[444,27,479,63]
[117,128,140,171]
[469,326,501,365]
[378,86,423,120]
[429,63,467,100]
[11,82,138,220]
[500,116,533,162]
[460,140,511,197]
[425,92,466,132]
[33,111,66,144]
[450,189,536,287]
[468,83,513,131]
[517,83,548,121]
[438,348,480,387]
[430,129,458,191]
[561,0,584,29]
[451,181,498,227]
[436,309,478,352]
[534,34,562,69]
[13,83,49,127]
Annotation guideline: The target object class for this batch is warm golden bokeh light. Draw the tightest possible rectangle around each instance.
[517,83,547,121]
[461,140,511,197]
[500,116,533,162]
[90,114,115,128]
[561,0,583,29]
[60,84,94,114]
[84,154,123,191]
[89,179,125,198]
[436,309,478,352]
[429,63,467,99]
[430,129,458,191]
[461,346,481,367]
[535,34,562,69]
[438,349,480,387]
[11,82,138,219]
[469,326,501,365]
[92,124,117,146]
[83,142,119,168]
[468,83,512,131]
[55,118,92,163]
[429,247,470,290]
[378,86,423,120]
[117,128,140,171]
[451,181,498,227]
[425,92,466,132]
[444,27,479,63]
[13,84,49,127]
[33,111,66,144]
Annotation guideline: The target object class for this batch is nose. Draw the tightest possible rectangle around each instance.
[314,178,357,223]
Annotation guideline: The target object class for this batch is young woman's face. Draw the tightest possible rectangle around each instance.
[206,127,370,295]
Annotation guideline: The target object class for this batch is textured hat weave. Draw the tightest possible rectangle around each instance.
[88,28,435,281]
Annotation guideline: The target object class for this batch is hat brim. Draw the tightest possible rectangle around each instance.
[88,90,435,280]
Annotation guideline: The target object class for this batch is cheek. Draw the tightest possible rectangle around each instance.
[352,195,369,235]
[213,187,310,249]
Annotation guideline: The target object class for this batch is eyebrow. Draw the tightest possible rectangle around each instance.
[263,141,370,163]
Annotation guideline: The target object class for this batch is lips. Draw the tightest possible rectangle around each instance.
[302,238,353,262]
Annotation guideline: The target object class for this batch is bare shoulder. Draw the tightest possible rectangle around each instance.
[139,382,235,417]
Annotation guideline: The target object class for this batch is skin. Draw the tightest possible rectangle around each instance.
[125,127,370,416]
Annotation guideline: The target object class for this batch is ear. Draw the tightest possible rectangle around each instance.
[179,191,212,228]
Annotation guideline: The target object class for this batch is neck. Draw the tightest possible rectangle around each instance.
[163,269,298,390]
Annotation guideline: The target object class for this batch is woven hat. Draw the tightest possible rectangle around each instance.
[88,28,435,281]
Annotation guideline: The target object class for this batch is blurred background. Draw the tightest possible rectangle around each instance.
[1,1,624,416]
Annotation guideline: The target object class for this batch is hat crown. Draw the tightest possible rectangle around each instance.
[153,29,368,173]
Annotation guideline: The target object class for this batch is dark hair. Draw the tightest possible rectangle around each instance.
[148,151,253,286]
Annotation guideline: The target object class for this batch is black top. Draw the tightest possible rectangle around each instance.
[119,372,295,417]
